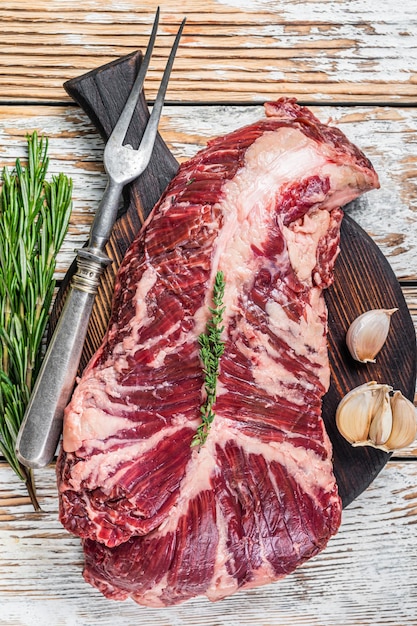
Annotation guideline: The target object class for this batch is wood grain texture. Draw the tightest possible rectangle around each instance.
[1,459,417,625]
[0,104,417,279]
[0,0,416,103]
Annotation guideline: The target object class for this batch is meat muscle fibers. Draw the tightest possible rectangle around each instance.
[57,98,379,606]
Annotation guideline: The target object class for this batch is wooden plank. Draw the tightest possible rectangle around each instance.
[0,103,416,279]
[0,1,416,103]
[1,459,417,624]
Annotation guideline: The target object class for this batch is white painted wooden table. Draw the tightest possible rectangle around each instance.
[1,1,417,624]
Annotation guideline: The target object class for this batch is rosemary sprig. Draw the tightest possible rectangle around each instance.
[192,270,226,448]
[0,132,72,510]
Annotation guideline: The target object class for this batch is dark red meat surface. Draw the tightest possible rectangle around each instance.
[57,98,379,606]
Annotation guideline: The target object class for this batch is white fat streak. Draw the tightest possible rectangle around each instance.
[226,284,329,402]
[206,473,278,602]
[266,288,330,391]
[209,417,335,500]
[132,574,171,608]
[149,427,239,600]
[146,326,193,368]
[118,320,183,362]
[231,337,316,406]
[203,128,329,335]
[205,500,239,601]
[283,210,331,283]
[63,374,123,453]
[121,265,158,350]
[157,443,217,537]
[63,365,160,453]
[194,127,334,400]
[112,262,201,369]
[67,413,198,492]
[63,406,132,455]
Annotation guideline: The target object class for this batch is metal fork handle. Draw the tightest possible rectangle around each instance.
[15,180,119,468]
[16,248,111,468]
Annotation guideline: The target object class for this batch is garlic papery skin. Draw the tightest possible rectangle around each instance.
[384,391,417,451]
[336,381,391,445]
[346,308,398,363]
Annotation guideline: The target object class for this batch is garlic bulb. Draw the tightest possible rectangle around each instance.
[346,308,398,363]
[336,382,417,452]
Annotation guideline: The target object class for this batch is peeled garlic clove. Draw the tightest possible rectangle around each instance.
[368,385,393,446]
[346,308,398,363]
[384,391,417,451]
[336,381,390,445]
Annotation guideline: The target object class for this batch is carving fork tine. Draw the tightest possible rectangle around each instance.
[105,9,186,186]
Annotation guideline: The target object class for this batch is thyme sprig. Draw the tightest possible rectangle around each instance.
[192,270,226,448]
[0,132,72,510]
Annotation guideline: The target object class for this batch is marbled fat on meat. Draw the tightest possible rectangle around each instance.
[56,98,379,606]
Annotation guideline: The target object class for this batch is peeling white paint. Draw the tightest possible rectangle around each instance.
[264,67,286,80]
[216,0,416,21]
[84,12,114,23]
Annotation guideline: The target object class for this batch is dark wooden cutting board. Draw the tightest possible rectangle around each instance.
[53,51,416,509]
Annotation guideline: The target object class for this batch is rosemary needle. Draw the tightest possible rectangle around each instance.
[192,270,226,448]
[0,132,72,510]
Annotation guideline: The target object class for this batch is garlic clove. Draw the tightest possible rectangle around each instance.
[384,391,417,451]
[368,386,393,446]
[336,382,416,453]
[346,308,398,363]
[336,381,390,445]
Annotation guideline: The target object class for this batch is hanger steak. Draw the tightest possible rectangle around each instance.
[56,98,379,606]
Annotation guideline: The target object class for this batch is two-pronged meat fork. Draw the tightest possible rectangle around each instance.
[16,9,186,468]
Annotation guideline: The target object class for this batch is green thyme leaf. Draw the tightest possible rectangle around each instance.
[192,270,226,448]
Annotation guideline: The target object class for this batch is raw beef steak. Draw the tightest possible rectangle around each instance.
[57,98,379,606]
